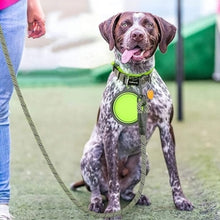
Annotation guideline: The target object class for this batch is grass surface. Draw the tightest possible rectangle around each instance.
[9,81,220,220]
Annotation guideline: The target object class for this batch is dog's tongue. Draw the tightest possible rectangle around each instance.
[121,48,141,64]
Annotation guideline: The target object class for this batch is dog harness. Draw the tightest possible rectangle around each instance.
[112,62,154,126]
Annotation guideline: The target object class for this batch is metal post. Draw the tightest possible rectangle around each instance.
[176,0,184,121]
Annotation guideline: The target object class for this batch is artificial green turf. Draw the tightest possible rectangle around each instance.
[9,81,220,219]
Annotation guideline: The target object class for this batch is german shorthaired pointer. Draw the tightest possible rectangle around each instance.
[72,12,193,218]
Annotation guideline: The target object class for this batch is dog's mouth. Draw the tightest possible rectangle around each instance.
[121,46,153,64]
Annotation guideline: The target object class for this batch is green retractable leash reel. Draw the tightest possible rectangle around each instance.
[112,91,139,125]
[111,89,154,126]
[0,21,153,219]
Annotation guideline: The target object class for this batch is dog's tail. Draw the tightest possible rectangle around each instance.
[70,180,86,191]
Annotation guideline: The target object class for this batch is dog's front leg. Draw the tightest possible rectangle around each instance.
[159,122,194,211]
[103,132,121,220]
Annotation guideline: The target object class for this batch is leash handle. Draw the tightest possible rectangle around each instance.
[0,22,148,219]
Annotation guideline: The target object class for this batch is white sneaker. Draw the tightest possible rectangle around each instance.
[0,205,14,220]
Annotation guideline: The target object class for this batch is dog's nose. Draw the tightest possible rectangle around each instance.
[131,30,144,42]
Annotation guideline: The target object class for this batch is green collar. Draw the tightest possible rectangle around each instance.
[112,62,154,78]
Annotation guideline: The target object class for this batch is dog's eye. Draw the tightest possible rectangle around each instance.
[121,22,128,28]
[148,23,153,28]
[143,21,153,29]
[121,21,131,28]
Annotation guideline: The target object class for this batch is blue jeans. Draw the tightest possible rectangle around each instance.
[0,0,27,204]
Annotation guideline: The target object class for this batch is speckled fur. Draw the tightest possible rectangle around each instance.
[79,12,193,219]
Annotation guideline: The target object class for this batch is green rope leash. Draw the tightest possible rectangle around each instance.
[0,23,148,219]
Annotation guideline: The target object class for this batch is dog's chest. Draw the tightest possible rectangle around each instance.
[98,70,172,158]
[118,126,141,158]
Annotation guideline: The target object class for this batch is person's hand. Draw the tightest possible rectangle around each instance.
[27,0,46,39]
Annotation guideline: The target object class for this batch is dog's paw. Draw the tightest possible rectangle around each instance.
[89,200,105,213]
[174,196,194,211]
[104,205,121,220]
[105,216,122,220]
[136,195,151,206]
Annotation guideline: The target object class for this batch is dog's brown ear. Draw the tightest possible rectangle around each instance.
[154,16,176,53]
[99,13,121,50]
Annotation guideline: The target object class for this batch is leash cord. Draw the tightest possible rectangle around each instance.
[0,23,148,219]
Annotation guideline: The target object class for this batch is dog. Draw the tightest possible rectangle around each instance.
[71,12,193,218]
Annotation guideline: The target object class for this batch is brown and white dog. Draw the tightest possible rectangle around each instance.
[72,12,193,219]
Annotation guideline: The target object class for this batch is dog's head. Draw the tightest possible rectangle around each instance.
[99,12,176,64]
